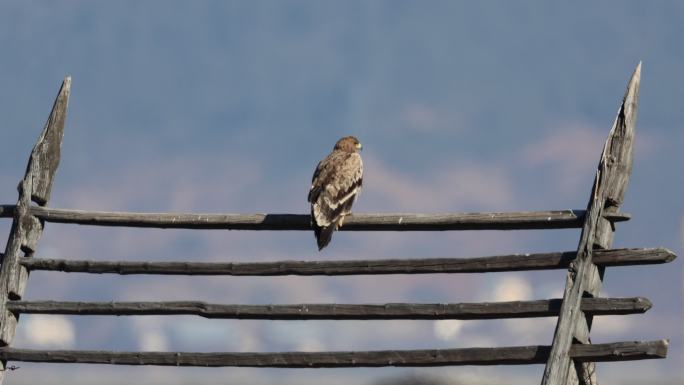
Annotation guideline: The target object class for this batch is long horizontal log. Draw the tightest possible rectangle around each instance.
[19,248,675,276]
[0,206,630,230]
[5,297,651,320]
[0,340,667,367]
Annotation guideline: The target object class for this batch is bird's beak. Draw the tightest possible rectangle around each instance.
[356,143,363,151]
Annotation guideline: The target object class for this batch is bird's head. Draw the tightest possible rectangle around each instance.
[335,136,362,153]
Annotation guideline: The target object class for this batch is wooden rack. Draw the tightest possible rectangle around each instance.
[0,62,673,385]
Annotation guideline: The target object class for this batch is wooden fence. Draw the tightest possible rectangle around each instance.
[0,62,675,385]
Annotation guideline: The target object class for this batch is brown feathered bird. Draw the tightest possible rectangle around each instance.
[308,136,363,250]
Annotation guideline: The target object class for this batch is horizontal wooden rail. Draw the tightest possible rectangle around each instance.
[0,206,630,230]
[19,248,675,275]
[0,340,667,367]
[6,297,650,320]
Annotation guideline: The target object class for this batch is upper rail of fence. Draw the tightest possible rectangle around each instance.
[0,205,630,231]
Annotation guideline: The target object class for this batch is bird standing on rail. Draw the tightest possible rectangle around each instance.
[308,136,363,251]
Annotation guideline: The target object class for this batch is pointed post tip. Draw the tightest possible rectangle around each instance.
[632,61,642,80]
[622,62,641,105]
[61,76,72,92]
[629,61,641,84]
[27,75,72,205]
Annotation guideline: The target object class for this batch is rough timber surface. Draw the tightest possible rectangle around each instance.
[5,297,651,319]
[0,206,629,230]
[576,63,642,385]
[0,77,70,383]
[18,247,675,275]
[0,340,667,367]
[542,63,641,385]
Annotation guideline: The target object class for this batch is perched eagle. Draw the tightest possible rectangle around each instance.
[308,136,363,250]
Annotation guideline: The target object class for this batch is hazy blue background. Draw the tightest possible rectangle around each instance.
[1,2,682,384]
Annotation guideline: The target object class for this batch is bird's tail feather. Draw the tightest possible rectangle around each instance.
[315,224,336,251]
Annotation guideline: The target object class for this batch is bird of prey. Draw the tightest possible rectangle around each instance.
[308,136,363,250]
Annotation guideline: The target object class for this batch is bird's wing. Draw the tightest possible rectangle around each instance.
[308,159,326,203]
[310,152,363,228]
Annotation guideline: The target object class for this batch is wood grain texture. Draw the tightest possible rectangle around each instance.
[18,248,675,276]
[19,215,43,253]
[0,206,630,230]
[0,201,30,347]
[576,63,642,385]
[570,340,667,362]
[0,77,70,383]
[5,297,651,319]
[542,63,641,385]
[0,340,666,367]
[26,78,70,205]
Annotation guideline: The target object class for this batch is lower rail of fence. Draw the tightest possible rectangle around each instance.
[0,340,667,367]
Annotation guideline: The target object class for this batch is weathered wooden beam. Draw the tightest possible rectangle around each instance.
[0,340,667,367]
[578,62,643,385]
[25,83,70,206]
[0,206,630,230]
[0,77,71,383]
[19,248,675,276]
[5,297,651,319]
[592,65,641,249]
[542,63,641,385]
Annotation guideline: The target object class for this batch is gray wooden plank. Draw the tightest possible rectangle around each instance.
[576,62,642,385]
[0,206,630,230]
[5,297,651,319]
[18,248,675,275]
[26,78,70,205]
[0,340,667,367]
[0,77,70,382]
[542,63,641,385]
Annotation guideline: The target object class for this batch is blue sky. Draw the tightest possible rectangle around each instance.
[1,2,683,384]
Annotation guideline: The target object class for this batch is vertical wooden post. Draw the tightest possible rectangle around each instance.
[0,77,71,382]
[541,63,641,385]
